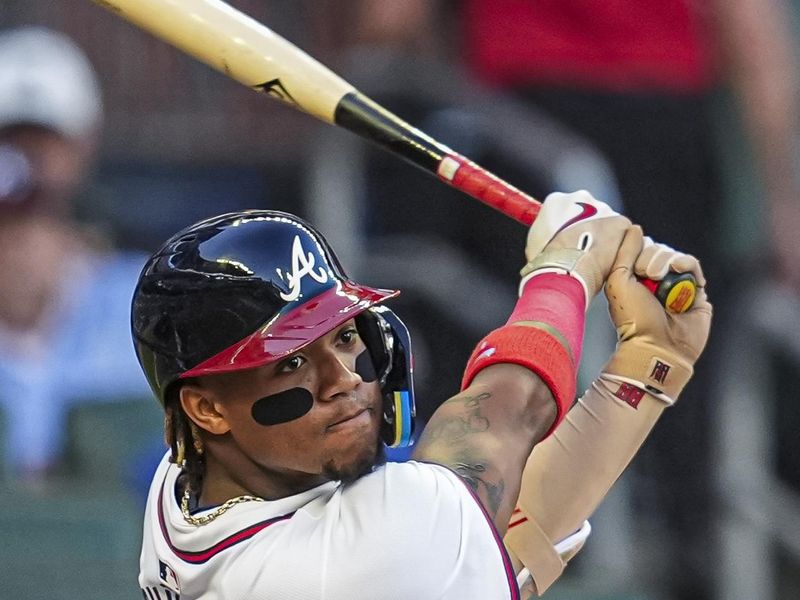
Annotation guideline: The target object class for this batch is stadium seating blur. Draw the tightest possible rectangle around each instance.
[0,408,8,484]
[0,487,143,599]
[0,399,162,600]
[64,398,164,492]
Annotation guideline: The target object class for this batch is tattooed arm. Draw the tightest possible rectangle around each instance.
[411,363,556,534]
[412,192,629,534]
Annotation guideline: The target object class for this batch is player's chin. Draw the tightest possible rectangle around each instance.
[323,427,384,484]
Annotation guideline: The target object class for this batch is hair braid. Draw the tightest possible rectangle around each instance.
[165,395,205,497]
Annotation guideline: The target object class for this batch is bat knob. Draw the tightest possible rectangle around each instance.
[638,272,697,313]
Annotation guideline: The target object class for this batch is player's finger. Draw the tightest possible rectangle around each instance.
[609,225,644,280]
[635,239,675,280]
[636,234,707,291]
[669,253,707,287]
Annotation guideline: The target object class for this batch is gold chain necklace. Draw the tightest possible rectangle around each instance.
[180,488,265,526]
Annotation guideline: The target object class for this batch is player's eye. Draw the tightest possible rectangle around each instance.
[277,355,305,373]
[338,327,359,345]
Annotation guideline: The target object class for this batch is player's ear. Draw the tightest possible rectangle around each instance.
[179,382,230,436]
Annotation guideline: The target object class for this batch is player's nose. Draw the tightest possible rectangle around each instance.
[317,351,362,401]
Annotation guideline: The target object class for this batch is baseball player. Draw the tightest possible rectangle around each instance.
[133,190,711,598]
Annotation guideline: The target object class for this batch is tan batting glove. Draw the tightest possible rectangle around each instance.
[521,190,631,307]
[637,235,708,287]
[603,226,713,404]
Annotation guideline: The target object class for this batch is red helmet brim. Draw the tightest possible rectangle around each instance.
[179,281,398,379]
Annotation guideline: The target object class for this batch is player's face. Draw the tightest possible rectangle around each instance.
[211,319,384,489]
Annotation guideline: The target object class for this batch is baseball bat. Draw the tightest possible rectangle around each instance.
[92,0,696,313]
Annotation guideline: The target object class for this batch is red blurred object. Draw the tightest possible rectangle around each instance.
[463,0,717,93]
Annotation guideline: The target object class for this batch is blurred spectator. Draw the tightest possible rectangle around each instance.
[0,27,150,480]
[459,1,800,598]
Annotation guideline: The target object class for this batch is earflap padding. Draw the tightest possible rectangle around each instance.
[355,311,390,382]
[355,307,416,448]
[387,390,413,448]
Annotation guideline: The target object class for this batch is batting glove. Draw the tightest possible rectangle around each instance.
[522,190,631,306]
[602,226,713,404]
[636,236,707,287]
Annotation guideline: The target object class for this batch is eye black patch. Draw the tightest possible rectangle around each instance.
[251,387,314,426]
[355,349,377,383]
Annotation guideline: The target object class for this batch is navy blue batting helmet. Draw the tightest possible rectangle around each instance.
[131,210,415,447]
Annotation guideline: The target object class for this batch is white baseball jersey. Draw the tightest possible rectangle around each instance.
[140,453,520,599]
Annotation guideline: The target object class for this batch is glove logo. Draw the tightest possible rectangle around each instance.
[553,202,598,237]
[614,382,646,408]
[648,359,671,385]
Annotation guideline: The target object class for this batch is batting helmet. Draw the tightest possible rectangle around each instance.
[132,210,415,447]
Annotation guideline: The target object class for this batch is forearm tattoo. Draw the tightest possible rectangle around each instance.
[423,392,491,443]
[421,392,507,518]
[453,461,506,518]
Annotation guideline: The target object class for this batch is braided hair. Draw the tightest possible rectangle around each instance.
[164,385,205,498]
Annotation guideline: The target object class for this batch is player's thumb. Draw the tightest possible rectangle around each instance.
[605,225,646,338]
[608,225,643,284]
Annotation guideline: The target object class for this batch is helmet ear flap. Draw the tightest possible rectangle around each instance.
[355,308,416,448]
[355,312,389,384]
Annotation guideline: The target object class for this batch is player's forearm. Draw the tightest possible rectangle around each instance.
[516,378,665,542]
[426,192,629,536]
[504,378,668,595]
[412,363,556,533]
[507,228,712,595]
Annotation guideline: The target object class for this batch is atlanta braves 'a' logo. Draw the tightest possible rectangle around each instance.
[276,235,329,301]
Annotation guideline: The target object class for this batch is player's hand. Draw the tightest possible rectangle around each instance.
[636,236,707,287]
[602,226,713,404]
[521,190,631,305]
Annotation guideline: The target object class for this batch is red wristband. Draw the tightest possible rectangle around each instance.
[461,325,576,433]
[460,273,586,434]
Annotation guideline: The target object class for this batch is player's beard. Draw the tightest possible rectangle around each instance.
[322,435,386,484]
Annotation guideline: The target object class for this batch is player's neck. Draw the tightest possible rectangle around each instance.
[200,447,329,505]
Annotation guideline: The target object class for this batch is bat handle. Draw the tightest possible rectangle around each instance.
[437,153,696,313]
[638,272,697,314]
[437,154,541,225]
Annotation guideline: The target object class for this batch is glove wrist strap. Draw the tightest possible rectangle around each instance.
[602,340,694,404]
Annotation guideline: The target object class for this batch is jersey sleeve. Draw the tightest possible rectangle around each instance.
[219,461,519,599]
[316,461,517,599]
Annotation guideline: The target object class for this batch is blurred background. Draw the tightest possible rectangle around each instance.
[0,1,798,599]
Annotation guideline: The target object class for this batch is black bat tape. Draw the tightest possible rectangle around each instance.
[333,92,445,173]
